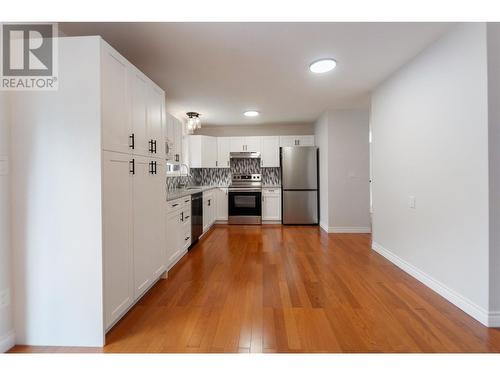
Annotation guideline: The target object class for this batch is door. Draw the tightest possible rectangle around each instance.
[166,208,182,267]
[101,47,131,154]
[262,189,281,221]
[282,190,318,224]
[281,147,318,190]
[132,156,156,298]
[245,137,261,153]
[217,138,231,168]
[102,151,134,329]
[261,136,280,167]
[230,137,246,152]
[228,191,262,217]
[216,188,228,221]
[129,70,149,156]
[147,85,164,158]
[149,160,166,280]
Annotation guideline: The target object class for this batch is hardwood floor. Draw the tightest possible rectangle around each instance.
[10,225,500,353]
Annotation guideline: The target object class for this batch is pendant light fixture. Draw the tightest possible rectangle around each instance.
[186,112,201,134]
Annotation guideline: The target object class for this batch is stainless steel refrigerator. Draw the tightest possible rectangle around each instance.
[281,146,319,225]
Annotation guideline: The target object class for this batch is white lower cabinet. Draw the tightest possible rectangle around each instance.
[103,152,166,330]
[262,188,281,221]
[166,197,192,270]
[203,190,217,232]
[216,188,228,221]
[103,152,134,329]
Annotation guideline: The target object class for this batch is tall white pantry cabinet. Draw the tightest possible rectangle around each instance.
[9,36,167,347]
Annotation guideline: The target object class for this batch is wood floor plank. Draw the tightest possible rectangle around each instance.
[9,225,500,353]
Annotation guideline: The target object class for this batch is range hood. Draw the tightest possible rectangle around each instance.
[229,152,261,159]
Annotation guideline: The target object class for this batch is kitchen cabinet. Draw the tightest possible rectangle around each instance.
[216,188,229,221]
[166,197,191,269]
[203,190,216,232]
[188,135,217,168]
[260,136,280,167]
[229,136,261,153]
[165,113,183,163]
[10,36,169,347]
[217,137,231,168]
[279,135,315,147]
[262,188,281,221]
[102,151,134,329]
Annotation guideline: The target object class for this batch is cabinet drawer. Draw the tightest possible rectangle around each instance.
[167,198,184,213]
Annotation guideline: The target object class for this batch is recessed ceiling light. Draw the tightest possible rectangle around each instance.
[244,110,259,117]
[309,58,337,74]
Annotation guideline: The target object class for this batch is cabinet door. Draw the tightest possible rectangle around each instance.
[173,117,183,163]
[202,195,210,233]
[101,47,131,154]
[230,137,246,152]
[147,85,165,158]
[216,188,228,221]
[150,160,166,280]
[166,209,182,268]
[208,136,218,168]
[129,70,149,156]
[245,137,261,153]
[279,136,296,147]
[209,191,217,225]
[262,189,281,221]
[132,157,156,299]
[261,136,280,167]
[297,135,315,146]
[217,138,231,168]
[102,151,133,329]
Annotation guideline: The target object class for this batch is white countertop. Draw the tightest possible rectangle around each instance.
[166,186,226,201]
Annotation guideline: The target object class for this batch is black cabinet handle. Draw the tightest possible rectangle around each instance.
[149,140,154,153]
[153,161,157,175]
[181,212,184,221]
[172,203,179,207]
[129,133,135,150]
[129,159,135,175]
[175,154,179,162]
[153,140,157,154]
[185,236,190,241]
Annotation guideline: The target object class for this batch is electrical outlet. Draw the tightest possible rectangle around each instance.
[408,196,416,209]
[0,288,10,308]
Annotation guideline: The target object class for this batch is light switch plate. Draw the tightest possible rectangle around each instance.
[408,196,416,209]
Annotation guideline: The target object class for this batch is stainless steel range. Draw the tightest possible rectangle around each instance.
[228,173,262,224]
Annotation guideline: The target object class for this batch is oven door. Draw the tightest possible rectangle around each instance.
[228,189,262,224]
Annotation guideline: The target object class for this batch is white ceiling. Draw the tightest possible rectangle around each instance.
[60,22,452,125]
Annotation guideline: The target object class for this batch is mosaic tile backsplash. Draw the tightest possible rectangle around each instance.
[167,158,281,190]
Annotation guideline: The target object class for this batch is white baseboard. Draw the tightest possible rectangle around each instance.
[319,222,329,233]
[0,330,15,353]
[330,226,371,233]
[372,242,495,327]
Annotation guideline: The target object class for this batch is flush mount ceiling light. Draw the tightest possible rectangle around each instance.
[186,112,201,134]
[309,58,337,74]
[243,110,259,117]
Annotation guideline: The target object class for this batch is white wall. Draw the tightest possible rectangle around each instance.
[0,92,14,352]
[314,113,329,231]
[10,37,105,346]
[328,110,371,232]
[487,23,500,321]
[314,109,371,233]
[371,23,491,324]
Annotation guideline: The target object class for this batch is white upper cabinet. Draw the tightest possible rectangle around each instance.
[101,45,131,154]
[245,136,261,153]
[217,137,231,168]
[279,135,315,147]
[260,136,280,167]
[227,136,261,152]
[229,137,246,152]
[146,85,164,157]
[188,135,217,168]
[129,70,149,156]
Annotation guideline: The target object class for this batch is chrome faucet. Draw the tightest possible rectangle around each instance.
[179,163,190,177]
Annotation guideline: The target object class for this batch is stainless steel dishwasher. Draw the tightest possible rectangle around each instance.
[189,192,203,249]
